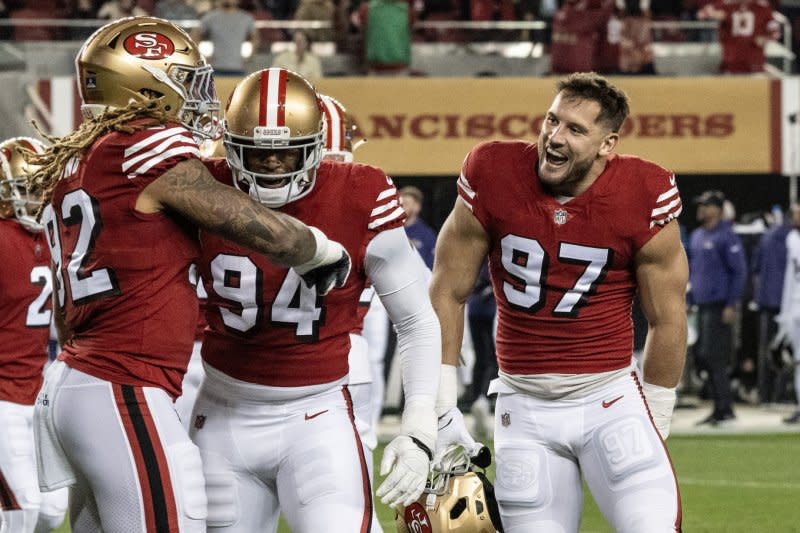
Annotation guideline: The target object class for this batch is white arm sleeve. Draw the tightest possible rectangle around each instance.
[365,227,440,448]
[365,227,439,406]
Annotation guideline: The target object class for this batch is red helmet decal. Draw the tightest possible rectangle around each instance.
[0,147,10,161]
[123,32,175,60]
[404,503,433,533]
[19,140,35,152]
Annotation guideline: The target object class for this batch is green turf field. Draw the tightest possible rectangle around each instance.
[53,433,800,532]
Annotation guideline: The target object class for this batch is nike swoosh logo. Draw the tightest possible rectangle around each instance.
[602,396,624,408]
[438,418,453,431]
[305,410,329,420]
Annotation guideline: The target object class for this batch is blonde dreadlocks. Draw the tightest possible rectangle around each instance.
[27,99,173,218]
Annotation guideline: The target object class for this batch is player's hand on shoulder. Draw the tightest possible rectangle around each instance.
[377,435,431,508]
[434,406,483,467]
[293,227,351,295]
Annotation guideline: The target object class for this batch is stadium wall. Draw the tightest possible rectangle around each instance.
[9,74,799,226]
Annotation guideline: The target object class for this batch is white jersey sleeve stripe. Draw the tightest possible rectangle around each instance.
[368,206,405,230]
[655,186,679,204]
[650,198,682,218]
[458,174,475,200]
[127,146,201,177]
[122,135,198,172]
[457,174,476,199]
[124,127,191,157]
[376,187,397,202]
[371,199,399,217]
[650,205,683,228]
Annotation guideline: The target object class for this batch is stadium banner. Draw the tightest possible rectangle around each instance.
[36,76,796,176]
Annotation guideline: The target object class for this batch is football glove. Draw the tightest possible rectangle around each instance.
[377,435,431,508]
[434,407,483,467]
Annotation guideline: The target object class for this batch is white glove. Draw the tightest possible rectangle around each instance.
[293,227,351,296]
[376,435,430,508]
[435,407,482,466]
[773,314,791,345]
[643,382,676,440]
[377,400,436,508]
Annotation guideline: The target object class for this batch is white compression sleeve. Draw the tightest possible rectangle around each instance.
[365,227,440,447]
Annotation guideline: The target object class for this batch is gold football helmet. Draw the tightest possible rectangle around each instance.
[319,94,358,162]
[0,137,47,231]
[224,68,325,207]
[75,16,219,139]
[396,446,504,533]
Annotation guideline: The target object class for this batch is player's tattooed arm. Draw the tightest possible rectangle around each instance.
[139,158,316,266]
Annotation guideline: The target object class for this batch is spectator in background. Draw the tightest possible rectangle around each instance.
[470,0,514,40]
[619,0,656,74]
[550,0,606,74]
[154,0,199,19]
[293,0,336,41]
[192,0,258,76]
[465,261,497,437]
[779,204,800,423]
[69,0,100,40]
[595,0,621,74]
[355,0,413,75]
[97,0,148,19]
[698,0,782,74]
[399,185,436,269]
[0,2,9,41]
[752,206,792,404]
[689,190,747,425]
[271,29,323,82]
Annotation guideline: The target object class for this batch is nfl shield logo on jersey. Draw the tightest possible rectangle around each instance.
[553,209,568,225]
[501,412,511,427]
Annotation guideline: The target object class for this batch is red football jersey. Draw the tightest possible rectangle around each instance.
[707,0,779,73]
[0,220,51,404]
[199,159,405,387]
[457,141,682,375]
[43,122,202,398]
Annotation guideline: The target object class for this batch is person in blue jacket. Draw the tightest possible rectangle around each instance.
[689,190,747,425]
[399,186,437,269]
[752,208,792,404]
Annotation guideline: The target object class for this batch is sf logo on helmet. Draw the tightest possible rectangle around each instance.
[124,32,175,60]
[404,503,432,533]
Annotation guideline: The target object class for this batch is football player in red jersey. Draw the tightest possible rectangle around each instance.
[188,69,439,533]
[0,137,67,533]
[29,18,350,533]
[431,73,687,532]
[698,0,783,74]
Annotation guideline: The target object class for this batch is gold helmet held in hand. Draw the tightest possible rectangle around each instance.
[75,16,220,138]
[396,446,504,533]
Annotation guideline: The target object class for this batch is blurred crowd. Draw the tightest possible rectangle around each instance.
[0,0,798,76]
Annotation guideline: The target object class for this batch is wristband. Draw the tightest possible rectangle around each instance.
[435,364,458,417]
[295,226,332,275]
[410,436,433,461]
